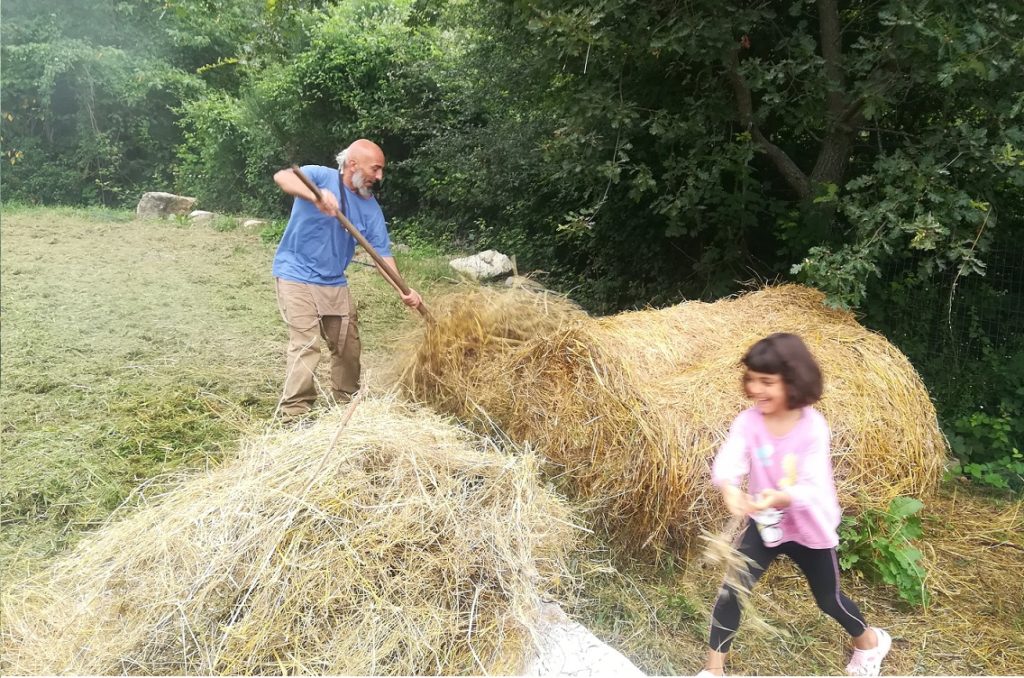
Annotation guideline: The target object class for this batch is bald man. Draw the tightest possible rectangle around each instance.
[271,139,421,421]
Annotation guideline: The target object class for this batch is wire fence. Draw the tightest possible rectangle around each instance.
[863,244,1024,409]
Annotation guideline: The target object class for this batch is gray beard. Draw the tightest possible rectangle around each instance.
[352,170,374,198]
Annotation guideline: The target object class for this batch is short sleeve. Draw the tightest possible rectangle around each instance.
[363,210,391,257]
[301,165,336,191]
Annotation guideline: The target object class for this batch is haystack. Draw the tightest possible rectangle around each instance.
[397,284,947,550]
[1,395,577,675]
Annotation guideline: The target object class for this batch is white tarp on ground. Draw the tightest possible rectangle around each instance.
[522,602,646,677]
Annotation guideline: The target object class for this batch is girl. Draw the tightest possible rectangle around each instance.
[698,333,891,677]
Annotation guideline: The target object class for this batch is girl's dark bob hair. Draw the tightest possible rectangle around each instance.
[742,333,823,408]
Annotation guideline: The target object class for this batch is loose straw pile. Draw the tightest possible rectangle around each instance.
[396,284,947,550]
[1,395,577,675]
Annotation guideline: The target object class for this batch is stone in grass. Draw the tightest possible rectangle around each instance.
[188,210,216,225]
[449,250,514,281]
[137,192,197,219]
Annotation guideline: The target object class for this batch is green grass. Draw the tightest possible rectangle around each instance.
[0,205,453,577]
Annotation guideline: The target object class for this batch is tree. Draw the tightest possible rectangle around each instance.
[410,0,1023,309]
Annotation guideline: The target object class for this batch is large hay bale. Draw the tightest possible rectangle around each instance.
[397,285,947,550]
[1,396,576,675]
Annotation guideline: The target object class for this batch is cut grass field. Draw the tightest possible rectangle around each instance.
[0,205,451,578]
[1,206,1021,675]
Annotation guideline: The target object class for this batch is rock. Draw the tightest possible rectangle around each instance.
[521,602,645,677]
[136,192,196,219]
[449,249,514,281]
[391,242,411,253]
[188,210,216,225]
[241,219,269,229]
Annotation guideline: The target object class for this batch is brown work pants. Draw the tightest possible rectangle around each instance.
[275,279,360,416]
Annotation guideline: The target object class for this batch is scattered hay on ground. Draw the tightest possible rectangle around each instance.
[396,284,946,550]
[1,394,577,676]
[579,490,1024,676]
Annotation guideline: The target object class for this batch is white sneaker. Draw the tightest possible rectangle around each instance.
[846,627,892,676]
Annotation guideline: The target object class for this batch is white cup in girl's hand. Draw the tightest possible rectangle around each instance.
[751,508,784,546]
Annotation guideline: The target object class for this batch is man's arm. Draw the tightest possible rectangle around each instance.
[376,256,421,309]
[273,168,339,216]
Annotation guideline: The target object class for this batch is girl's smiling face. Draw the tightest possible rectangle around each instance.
[743,369,789,415]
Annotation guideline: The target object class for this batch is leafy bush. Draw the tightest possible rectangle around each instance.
[838,497,930,607]
[943,354,1024,492]
[1,6,200,206]
[259,219,287,244]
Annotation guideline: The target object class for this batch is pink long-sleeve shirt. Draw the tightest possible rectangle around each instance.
[711,406,842,549]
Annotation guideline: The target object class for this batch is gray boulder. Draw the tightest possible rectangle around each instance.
[137,192,197,219]
[449,249,514,281]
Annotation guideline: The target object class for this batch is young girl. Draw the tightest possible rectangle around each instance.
[698,333,891,677]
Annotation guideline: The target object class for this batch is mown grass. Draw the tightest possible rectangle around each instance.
[0,205,453,578]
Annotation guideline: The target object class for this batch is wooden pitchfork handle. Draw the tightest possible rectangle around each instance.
[290,165,433,322]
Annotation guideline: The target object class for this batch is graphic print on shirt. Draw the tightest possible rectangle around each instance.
[779,453,798,488]
[754,442,775,463]
[751,449,799,547]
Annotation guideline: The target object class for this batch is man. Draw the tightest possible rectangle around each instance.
[271,139,420,420]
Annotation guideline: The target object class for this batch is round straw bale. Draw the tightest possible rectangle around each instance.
[397,284,947,551]
[1,395,577,675]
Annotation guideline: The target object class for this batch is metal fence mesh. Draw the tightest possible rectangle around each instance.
[863,244,1024,409]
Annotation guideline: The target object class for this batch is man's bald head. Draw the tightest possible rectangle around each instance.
[337,139,386,198]
[347,139,384,163]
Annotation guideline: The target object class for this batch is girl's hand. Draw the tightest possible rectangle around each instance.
[721,485,753,517]
[751,489,792,510]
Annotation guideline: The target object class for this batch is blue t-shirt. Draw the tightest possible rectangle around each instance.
[272,165,392,286]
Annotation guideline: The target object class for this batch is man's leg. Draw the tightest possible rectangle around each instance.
[276,280,322,417]
[322,289,361,402]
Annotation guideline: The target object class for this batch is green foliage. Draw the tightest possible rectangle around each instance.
[861,245,1024,490]
[7,0,1021,311]
[653,588,701,629]
[0,1,207,206]
[949,453,1024,492]
[947,405,1024,491]
[174,89,286,214]
[211,215,241,232]
[259,219,288,244]
[173,0,446,215]
[400,0,1024,311]
[839,497,930,607]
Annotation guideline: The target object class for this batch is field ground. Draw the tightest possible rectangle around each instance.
[1,206,1021,675]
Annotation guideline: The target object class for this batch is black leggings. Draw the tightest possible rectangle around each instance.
[709,520,867,652]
